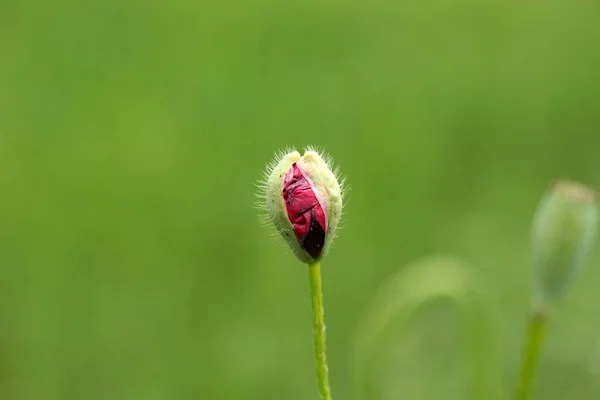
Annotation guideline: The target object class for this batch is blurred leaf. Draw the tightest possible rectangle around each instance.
[354,255,502,400]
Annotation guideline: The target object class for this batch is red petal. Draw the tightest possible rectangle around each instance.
[282,163,327,258]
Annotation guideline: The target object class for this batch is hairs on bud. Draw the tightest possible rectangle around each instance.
[255,146,347,257]
[303,145,349,240]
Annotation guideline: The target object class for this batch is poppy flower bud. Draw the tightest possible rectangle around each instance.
[531,180,598,311]
[259,148,344,264]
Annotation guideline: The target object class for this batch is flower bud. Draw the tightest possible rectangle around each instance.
[531,180,598,310]
[259,148,344,264]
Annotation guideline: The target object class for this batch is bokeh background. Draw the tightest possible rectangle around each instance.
[2,0,600,398]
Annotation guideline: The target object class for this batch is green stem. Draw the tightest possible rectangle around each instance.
[308,261,332,400]
[514,311,548,400]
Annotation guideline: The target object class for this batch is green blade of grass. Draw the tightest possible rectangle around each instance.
[353,255,502,400]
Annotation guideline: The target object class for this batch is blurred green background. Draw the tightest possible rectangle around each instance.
[2,0,600,398]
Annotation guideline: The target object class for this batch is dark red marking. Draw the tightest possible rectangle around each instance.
[282,163,327,258]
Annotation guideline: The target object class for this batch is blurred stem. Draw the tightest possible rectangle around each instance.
[308,261,332,400]
[514,311,548,400]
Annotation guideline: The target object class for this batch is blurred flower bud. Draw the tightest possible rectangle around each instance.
[259,148,343,264]
[531,180,598,310]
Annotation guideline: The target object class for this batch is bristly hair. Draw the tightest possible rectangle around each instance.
[303,145,348,200]
[254,147,296,235]
[255,146,348,243]
[304,145,349,243]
